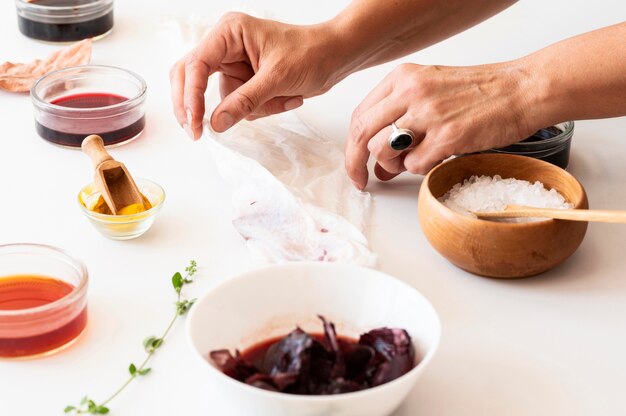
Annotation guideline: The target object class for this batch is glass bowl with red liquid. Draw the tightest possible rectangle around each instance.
[31,65,147,149]
[15,0,114,43]
[0,244,88,359]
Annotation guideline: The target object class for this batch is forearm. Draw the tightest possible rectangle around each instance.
[521,22,626,127]
[327,0,516,76]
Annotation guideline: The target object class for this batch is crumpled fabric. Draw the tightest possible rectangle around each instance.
[163,10,377,266]
[203,113,377,267]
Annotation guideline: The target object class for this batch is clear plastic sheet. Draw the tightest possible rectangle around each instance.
[203,113,377,267]
[163,11,377,266]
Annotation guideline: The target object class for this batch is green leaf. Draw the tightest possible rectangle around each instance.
[143,336,157,352]
[138,368,152,376]
[185,260,197,275]
[95,405,110,414]
[176,300,189,315]
[172,272,183,292]
[64,406,76,413]
[80,397,89,405]
[129,363,137,376]
[143,336,163,352]
[87,400,101,414]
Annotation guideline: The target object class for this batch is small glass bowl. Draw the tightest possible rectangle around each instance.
[78,178,165,240]
[31,65,147,149]
[0,244,88,359]
[481,121,574,169]
[15,0,114,43]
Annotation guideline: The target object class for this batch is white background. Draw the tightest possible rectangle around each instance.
[1,1,626,415]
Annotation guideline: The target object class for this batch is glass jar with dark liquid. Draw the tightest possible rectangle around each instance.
[481,121,574,169]
[15,0,114,43]
[31,65,147,148]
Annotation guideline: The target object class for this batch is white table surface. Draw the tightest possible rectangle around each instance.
[1,1,626,415]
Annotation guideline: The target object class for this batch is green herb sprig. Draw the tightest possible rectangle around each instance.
[64,260,199,415]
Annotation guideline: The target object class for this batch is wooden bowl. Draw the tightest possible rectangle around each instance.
[418,154,588,278]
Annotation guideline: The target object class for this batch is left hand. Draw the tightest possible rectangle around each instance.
[345,62,540,189]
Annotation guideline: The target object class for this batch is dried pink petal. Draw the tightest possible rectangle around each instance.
[0,39,92,93]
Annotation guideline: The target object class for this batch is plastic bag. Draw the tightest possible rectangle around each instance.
[203,112,377,267]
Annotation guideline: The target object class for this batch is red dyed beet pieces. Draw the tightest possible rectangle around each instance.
[209,316,416,395]
[359,328,415,386]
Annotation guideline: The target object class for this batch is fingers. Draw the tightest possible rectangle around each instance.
[403,134,450,175]
[374,163,400,182]
[351,70,395,121]
[219,69,303,120]
[176,23,232,139]
[345,95,406,190]
[183,57,211,139]
[218,62,255,98]
[210,68,280,132]
[169,60,193,137]
[367,114,426,175]
[248,96,303,119]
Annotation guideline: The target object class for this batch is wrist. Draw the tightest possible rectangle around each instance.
[512,55,565,131]
[305,19,362,87]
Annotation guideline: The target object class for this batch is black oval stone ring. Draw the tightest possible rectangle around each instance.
[388,122,416,151]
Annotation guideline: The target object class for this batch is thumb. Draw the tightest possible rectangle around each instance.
[210,70,277,132]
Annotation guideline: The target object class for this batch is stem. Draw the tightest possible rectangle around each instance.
[76,269,193,414]
[98,311,178,408]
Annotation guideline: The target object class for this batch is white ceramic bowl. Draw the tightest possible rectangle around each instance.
[186,262,441,416]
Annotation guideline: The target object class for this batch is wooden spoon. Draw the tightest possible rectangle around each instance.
[81,135,145,215]
[475,204,626,224]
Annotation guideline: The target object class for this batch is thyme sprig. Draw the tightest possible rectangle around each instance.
[64,260,199,415]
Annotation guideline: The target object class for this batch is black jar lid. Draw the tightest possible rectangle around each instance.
[495,121,574,153]
[483,121,574,169]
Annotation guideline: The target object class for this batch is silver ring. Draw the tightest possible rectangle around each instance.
[388,122,415,151]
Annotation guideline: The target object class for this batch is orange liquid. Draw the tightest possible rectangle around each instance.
[0,275,87,358]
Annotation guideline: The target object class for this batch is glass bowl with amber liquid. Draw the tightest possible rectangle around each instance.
[0,244,88,359]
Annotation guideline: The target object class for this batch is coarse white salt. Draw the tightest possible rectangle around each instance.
[439,175,573,223]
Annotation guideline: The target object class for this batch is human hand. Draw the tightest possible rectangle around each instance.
[170,12,348,139]
[345,62,541,189]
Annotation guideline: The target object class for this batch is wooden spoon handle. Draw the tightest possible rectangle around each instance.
[476,205,626,224]
[81,135,113,168]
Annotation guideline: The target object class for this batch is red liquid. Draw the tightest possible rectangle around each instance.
[0,275,87,358]
[52,92,127,109]
[35,92,145,148]
[241,333,357,368]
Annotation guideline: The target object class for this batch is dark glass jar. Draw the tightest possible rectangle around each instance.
[481,121,574,169]
[15,0,114,43]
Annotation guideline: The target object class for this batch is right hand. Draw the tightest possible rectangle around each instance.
[345,62,538,189]
[170,12,346,139]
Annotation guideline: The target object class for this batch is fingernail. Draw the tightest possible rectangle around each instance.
[215,112,234,131]
[350,179,364,191]
[186,109,193,127]
[284,97,303,111]
[183,123,194,139]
